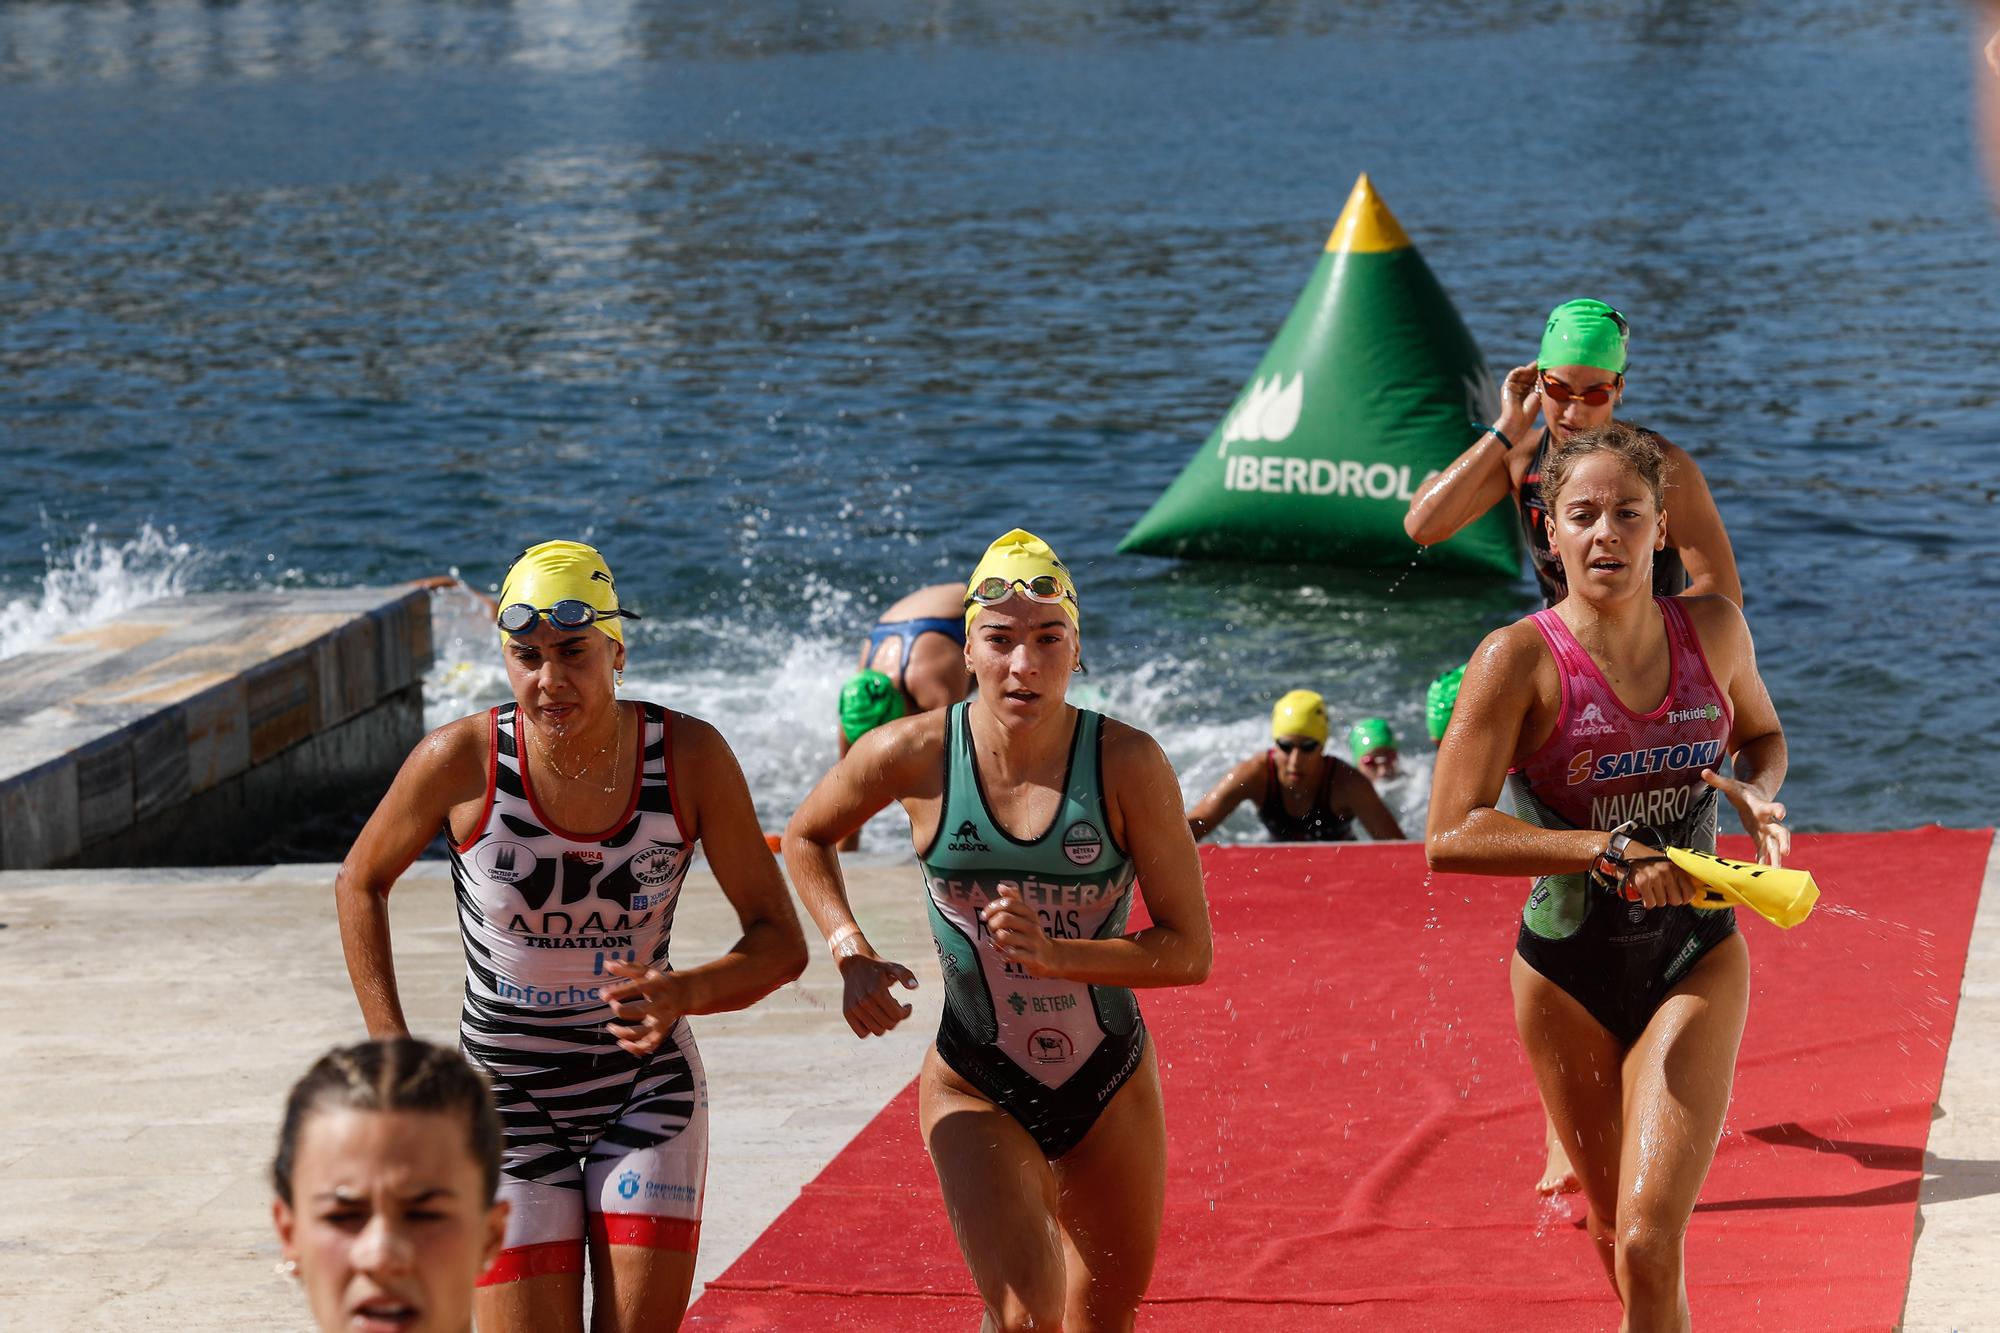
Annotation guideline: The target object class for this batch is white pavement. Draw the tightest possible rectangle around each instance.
[0,858,943,1331]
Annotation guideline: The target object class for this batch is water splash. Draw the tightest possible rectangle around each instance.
[424,578,1440,850]
[1532,1191,1578,1238]
[0,522,203,661]
[1380,556,1424,607]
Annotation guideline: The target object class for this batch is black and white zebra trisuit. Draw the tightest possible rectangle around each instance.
[448,701,707,1284]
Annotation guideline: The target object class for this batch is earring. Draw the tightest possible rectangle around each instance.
[615,669,624,688]
[275,1258,299,1280]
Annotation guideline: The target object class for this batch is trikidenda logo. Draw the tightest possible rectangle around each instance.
[948,820,990,853]
[1570,702,1618,738]
[1667,703,1722,726]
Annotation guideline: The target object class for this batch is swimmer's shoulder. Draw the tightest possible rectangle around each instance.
[404,711,494,809]
[843,704,953,789]
[1622,423,1708,487]
[1673,593,1751,654]
[1095,714,1179,789]
[1469,618,1559,694]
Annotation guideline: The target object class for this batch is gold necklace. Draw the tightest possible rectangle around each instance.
[530,704,625,794]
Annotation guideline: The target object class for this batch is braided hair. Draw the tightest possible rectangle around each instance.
[271,1038,501,1206]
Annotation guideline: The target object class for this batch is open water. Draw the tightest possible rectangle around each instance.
[3,0,1997,849]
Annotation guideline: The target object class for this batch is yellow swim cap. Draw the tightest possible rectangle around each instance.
[1271,689,1329,744]
[497,541,627,645]
[963,528,1080,634]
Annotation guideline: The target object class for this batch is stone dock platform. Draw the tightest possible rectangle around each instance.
[0,587,430,870]
[0,846,1995,1330]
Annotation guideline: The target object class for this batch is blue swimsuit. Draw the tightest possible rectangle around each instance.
[867,616,966,694]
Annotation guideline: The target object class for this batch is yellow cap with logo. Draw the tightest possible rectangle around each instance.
[963,529,1080,634]
[498,540,627,644]
[1271,689,1329,744]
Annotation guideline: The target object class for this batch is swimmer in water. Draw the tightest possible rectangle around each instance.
[836,582,977,850]
[785,529,1213,1333]
[271,1038,507,1333]
[335,540,807,1333]
[1404,298,1741,608]
[1426,663,1465,747]
[1348,718,1400,785]
[1426,423,1789,1331]
[1185,690,1405,842]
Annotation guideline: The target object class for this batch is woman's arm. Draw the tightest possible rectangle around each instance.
[604,717,808,1055]
[988,723,1212,989]
[1404,363,1541,546]
[1184,755,1261,841]
[334,719,487,1038]
[1690,598,1790,865]
[783,714,945,1037]
[1424,628,1608,877]
[1659,440,1743,606]
[1332,764,1406,840]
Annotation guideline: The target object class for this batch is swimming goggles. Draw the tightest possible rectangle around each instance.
[965,575,1076,610]
[1539,372,1619,407]
[497,600,641,635]
[1274,737,1321,754]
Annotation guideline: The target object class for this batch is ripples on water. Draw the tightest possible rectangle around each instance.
[2,1,1996,847]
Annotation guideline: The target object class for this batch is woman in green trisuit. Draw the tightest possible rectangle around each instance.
[785,529,1214,1333]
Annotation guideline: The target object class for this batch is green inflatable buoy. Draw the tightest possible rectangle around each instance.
[1120,174,1521,576]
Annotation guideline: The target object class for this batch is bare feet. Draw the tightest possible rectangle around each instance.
[1537,1111,1581,1195]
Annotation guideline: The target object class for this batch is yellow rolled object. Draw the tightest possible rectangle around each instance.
[1669,847,1819,929]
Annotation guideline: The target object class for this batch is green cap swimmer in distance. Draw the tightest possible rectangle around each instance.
[1538,298,1629,375]
[1426,663,1466,742]
[839,669,907,744]
[1348,717,1395,764]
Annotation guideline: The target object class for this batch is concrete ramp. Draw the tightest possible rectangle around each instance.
[0,587,429,868]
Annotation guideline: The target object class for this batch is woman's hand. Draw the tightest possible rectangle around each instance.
[1621,840,1706,909]
[1496,362,1543,441]
[837,952,918,1038]
[603,960,690,1057]
[1702,768,1790,867]
[982,887,1063,979]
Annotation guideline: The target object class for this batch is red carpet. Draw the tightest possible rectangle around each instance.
[689,828,1991,1331]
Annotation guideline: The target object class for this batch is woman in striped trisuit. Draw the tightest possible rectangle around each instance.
[336,541,806,1333]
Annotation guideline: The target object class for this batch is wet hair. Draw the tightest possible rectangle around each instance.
[1542,421,1668,509]
[271,1038,502,1207]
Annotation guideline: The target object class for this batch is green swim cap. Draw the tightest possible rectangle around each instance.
[1348,718,1395,764]
[839,670,906,744]
[1426,664,1466,742]
[1539,299,1629,376]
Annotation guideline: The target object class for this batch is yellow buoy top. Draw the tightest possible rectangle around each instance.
[1323,173,1412,254]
